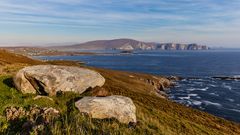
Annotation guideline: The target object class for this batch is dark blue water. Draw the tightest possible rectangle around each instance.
[37,50,240,123]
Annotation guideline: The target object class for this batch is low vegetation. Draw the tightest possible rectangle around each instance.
[0,49,239,134]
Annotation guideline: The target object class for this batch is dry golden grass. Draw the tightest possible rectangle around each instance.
[0,49,42,65]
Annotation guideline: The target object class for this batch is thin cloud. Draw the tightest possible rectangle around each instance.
[0,0,240,46]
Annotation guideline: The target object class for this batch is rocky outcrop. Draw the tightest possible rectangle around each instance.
[212,76,240,80]
[75,95,136,124]
[167,76,183,81]
[14,65,105,95]
[5,106,60,134]
[5,106,60,123]
[138,76,172,98]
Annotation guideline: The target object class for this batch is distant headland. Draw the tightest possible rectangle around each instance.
[1,38,209,56]
[53,38,209,51]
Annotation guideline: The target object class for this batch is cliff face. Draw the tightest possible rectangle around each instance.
[116,42,209,50]
[53,39,209,51]
[156,43,209,50]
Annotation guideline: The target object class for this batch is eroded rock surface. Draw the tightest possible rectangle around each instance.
[75,95,136,124]
[5,106,60,134]
[5,106,60,123]
[14,65,105,95]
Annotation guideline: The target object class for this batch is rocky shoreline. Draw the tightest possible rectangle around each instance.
[212,76,240,80]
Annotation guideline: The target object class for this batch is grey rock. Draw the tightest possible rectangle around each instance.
[212,76,240,80]
[5,106,60,135]
[5,106,60,122]
[33,95,54,101]
[75,95,136,124]
[14,65,105,95]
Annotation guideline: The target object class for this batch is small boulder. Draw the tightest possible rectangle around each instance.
[14,65,105,95]
[33,95,54,101]
[75,95,136,124]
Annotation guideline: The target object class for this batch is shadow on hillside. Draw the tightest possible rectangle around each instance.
[4,117,52,135]
[66,97,82,115]
[3,77,15,88]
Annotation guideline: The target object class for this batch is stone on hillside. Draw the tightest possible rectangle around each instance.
[5,106,60,123]
[5,106,60,134]
[33,95,54,101]
[14,65,105,95]
[90,86,110,97]
[75,95,136,124]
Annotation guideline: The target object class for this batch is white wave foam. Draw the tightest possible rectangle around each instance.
[196,87,209,91]
[187,88,196,91]
[178,93,198,100]
[228,109,240,113]
[195,96,201,98]
[203,101,222,107]
[188,94,198,97]
[226,98,234,102]
[209,92,219,96]
[178,96,190,100]
[192,100,202,106]
[223,85,232,90]
[209,84,217,87]
[187,87,209,91]
[193,82,203,84]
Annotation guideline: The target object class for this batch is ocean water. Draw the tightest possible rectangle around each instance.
[37,50,240,123]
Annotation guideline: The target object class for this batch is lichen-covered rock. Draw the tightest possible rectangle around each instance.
[5,106,60,134]
[75,95,136,124]
[5,106,60,123]
[14,65,105,95]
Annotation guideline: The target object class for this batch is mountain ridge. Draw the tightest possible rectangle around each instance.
[53,38,209,51]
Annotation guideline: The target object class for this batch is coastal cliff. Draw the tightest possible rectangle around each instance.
[1,39,209,57]
[52,38,209,51]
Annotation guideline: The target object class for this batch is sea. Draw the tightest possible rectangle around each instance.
[37,50,240,123]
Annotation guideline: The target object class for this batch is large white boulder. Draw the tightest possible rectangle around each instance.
[14,65,105,95]
[75,95,137,124]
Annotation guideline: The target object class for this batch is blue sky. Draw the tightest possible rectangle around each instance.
[0,0,240,47]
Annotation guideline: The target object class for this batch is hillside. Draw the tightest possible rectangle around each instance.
[53,38,209,51]
[0,49,239,135]
[53,38,153,50]
[0,49,42,65]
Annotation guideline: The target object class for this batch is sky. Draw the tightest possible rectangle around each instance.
[0,0,240,47]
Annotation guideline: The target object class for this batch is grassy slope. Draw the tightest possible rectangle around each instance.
[0,49,239,134]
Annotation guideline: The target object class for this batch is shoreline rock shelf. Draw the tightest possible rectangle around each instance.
[13,65,105,95]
